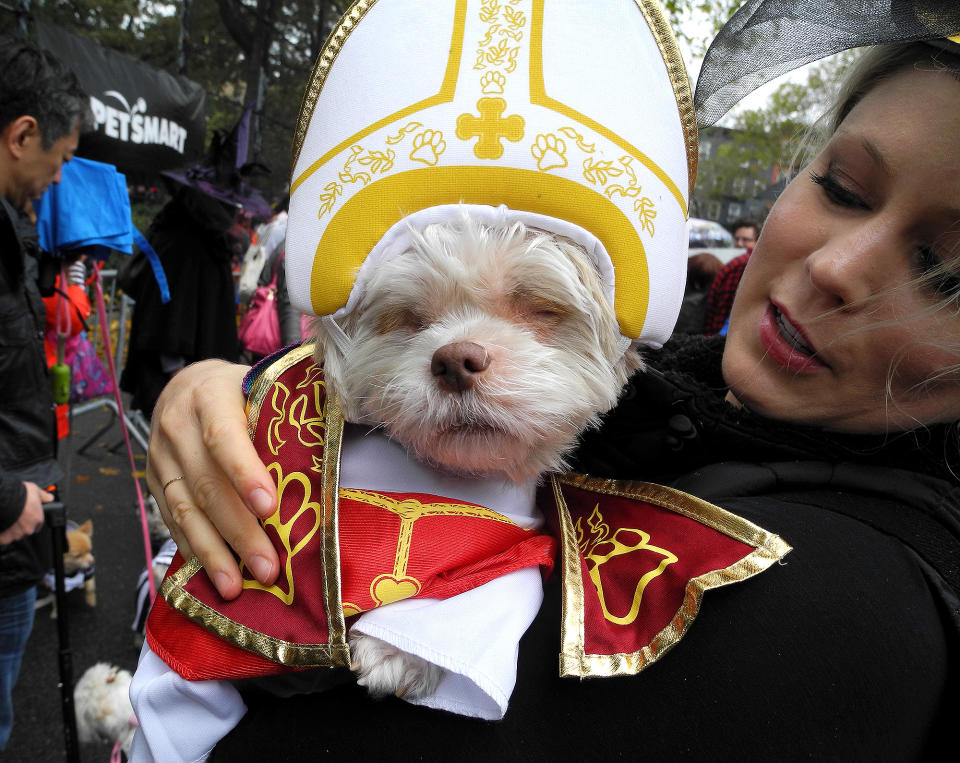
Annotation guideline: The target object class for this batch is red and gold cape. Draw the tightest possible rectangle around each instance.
[146,344,791,681]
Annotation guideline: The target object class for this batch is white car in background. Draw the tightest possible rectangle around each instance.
[687,217,745,264]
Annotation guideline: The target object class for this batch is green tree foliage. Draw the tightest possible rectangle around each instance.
[2,0,348,201]
[693,52,856,223]
[2,0,745,203]
[662,0,743,56]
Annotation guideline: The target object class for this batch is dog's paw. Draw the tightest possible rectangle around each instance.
[349,632,443,700]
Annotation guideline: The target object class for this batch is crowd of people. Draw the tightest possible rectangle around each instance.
[3,0,960,759]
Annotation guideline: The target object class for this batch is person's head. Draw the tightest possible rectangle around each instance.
[0,35,90,211]
[729,219,760,252]
[722,42,960,436]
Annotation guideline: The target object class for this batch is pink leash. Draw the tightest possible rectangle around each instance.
[92,265,157,601]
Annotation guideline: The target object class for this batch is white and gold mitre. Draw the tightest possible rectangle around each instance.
[286,0,697,347]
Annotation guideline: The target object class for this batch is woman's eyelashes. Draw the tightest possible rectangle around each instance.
[810,164,871,210]
[810,163,960,297]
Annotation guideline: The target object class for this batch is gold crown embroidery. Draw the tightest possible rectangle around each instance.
[577,504,677,626]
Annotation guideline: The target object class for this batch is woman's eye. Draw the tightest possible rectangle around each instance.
[810,167,870,210]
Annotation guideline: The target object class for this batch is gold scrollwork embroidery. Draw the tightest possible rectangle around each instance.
[317,181,342,219]
[582,157,623,186]
[385,122,423,145]
[605,156,657,235]
[241,463,323,605]
[337,144,397,186]
[267,372,327,455]
[477,23,501,47]
[267,383,290,456]
[478,0,500,25]
[474,0,524,72]
[577,505,677,626]
[502,5,526,34]
[338,145,370,186]
[558,126,595,154]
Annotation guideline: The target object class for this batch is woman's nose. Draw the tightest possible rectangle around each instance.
[805,227,890,308]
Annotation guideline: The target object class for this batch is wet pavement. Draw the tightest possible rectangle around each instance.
[5,399,151,762]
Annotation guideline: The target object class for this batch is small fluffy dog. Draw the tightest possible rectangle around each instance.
[315,210,642,698]
[74,662,137,758]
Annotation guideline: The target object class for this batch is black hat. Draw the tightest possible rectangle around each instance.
[695,0,960,127]
[161,102,271,218]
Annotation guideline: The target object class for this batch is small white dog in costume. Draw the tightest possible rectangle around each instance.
[74,662,137,759]
[131,1,696,760]
[319,205,643,697]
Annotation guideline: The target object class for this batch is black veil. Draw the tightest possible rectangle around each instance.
[694,0,960,127]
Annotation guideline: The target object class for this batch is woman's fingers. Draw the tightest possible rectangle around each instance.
[158,475,272,599]
[146,359,280,599]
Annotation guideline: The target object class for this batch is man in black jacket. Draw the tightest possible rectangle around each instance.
[0,34,88,751]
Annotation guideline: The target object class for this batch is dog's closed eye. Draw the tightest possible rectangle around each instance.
[509,290,570,334]
[376,307,431,335]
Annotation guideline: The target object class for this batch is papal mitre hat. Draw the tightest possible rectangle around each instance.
[286,0,697,348]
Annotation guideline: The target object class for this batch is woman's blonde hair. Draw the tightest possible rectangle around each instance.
[797,42,960,167]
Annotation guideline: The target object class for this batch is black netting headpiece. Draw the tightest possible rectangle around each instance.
[695,0,960,127]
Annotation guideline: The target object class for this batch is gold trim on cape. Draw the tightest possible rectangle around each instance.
[553,473,791,678]
[321,392,348,660]
[165,347,351,668]
[160,556,348,666]
[245,343,317,439]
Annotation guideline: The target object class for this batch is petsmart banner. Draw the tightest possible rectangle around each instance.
[36,22,206,173]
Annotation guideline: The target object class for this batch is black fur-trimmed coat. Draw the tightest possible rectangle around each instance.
[213,335,959,760]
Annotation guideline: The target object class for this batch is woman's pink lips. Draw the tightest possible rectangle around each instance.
[758,303,828,373]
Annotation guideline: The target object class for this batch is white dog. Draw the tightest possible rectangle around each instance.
[130,211,643,759]
[74,662,137,758]
[317,211,641,698]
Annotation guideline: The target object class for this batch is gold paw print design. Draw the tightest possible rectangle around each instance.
[480,70,505,95]
[531,132,567,171]
[410,129,447,165]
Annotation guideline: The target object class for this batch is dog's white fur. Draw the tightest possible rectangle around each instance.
[312,209,641,699]
[74,662,137,756]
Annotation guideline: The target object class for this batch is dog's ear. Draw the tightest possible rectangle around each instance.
[76,519,93,536]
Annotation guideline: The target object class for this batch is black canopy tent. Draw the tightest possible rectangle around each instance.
[35,22,206,175]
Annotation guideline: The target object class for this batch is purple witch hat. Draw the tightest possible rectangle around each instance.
[161,102,272,219]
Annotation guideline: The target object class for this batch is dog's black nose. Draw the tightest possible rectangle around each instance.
[431,341,490,393]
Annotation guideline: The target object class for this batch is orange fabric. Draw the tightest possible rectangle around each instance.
[43,278,91,367]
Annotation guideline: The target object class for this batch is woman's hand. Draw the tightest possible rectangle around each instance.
[146,359,279,599]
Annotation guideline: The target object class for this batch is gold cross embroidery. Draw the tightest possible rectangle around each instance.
[456,97,524,159]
